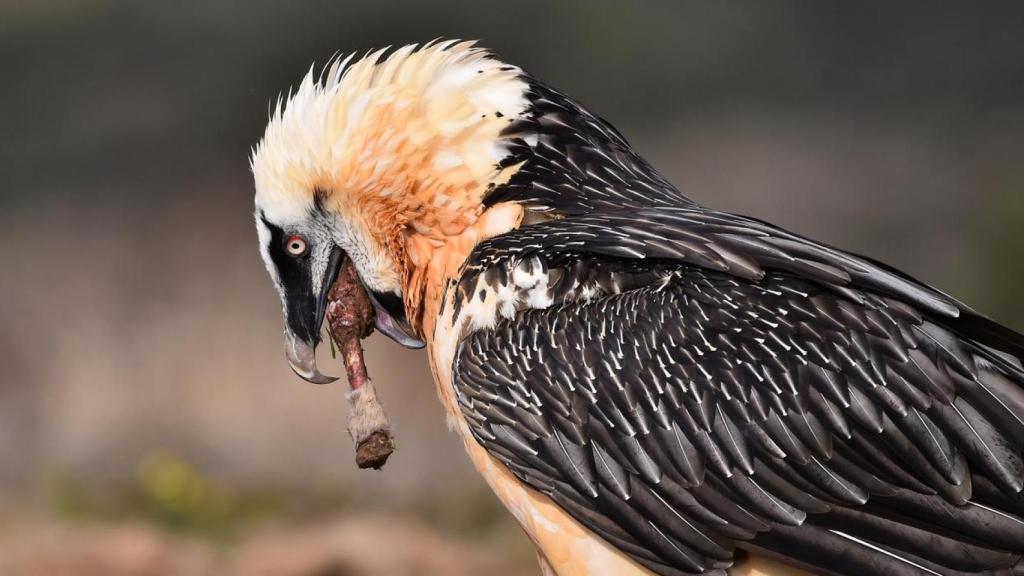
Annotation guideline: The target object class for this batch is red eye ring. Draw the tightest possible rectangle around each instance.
[284,235,308,256]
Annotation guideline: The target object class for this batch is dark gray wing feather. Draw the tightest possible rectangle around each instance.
[451,209,1024,576]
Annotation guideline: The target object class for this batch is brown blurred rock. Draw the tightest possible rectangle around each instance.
[0,514,535,576]
[0,520,218,576]
[231,515,531,576]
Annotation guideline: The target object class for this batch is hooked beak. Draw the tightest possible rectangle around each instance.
[281,242,423,384]
[284,245,344,384]
[285,328,337,384]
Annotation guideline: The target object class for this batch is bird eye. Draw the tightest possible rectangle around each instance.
[284,235,308,256]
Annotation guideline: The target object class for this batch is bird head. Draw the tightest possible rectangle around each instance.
[251,41,530,383]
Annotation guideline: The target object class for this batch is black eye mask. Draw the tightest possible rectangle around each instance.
[261,215,321,344]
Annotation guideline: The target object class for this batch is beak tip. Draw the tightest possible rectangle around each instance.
[284,329,337,385]
[287,364,339,385]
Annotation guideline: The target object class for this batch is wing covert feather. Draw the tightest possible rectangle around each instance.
[451,220,1024,574]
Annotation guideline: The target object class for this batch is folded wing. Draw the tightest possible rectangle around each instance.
[452,208,1024,576]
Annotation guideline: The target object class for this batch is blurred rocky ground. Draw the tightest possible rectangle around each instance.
[0,514,536,576]
[0,452,537,576]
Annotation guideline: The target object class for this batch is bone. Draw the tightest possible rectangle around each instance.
[325,257,396,470]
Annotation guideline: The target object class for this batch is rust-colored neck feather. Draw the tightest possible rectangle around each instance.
[250,42,531,338]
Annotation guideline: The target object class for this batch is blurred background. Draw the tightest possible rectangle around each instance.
[2,1,1023,574]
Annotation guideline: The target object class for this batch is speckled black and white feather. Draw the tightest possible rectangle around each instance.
[451,77,1024,576]
[485,79,697,214]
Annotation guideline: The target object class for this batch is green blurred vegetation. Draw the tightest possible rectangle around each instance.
[42,451,522,549]
[411,480,517,539]
[45,451,354,542]
[971,178,1024,332]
